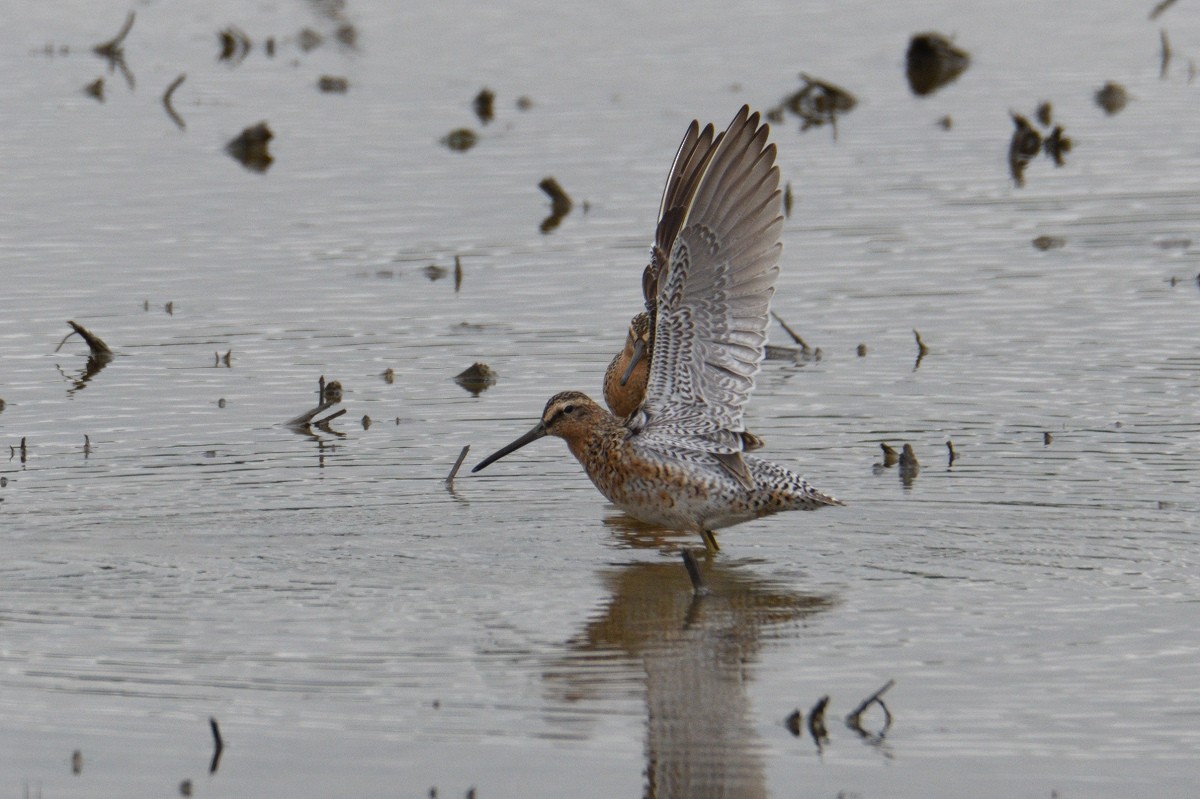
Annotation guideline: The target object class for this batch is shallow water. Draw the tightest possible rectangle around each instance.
[3,1,1200,797]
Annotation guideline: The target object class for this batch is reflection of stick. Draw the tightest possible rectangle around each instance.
[846,678,895,733]
[162,73,187,129]
[446,445,470,484]
[208,717,224,774]
[93,10,135,57]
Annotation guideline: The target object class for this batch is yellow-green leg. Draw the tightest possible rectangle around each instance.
[700,528,720,554]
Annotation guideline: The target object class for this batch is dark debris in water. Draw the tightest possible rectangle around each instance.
[226,121,274,172]
[92,10,136,89]
[473,88,495,125]
[162,73,187,129]
[217,25,252,64]
[84,77,104,102]
[318,75,349,93]
[1008,113,1042,188]
[906,32,970,96]
[768,73,857,139]
[455,362,497,395]
[1032,234,1066,250]
[1008,108,1071,187]
[538,177,573,233]
[441,128,478,152]
[1094,81,1129,115]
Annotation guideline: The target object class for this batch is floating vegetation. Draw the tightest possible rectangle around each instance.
[217,25,252,64]
[1094,81,1128,115]
[382,367,395,384]
[454,362,497,395]
[318,75,349,93]
[441,128,477,152]
[226,121,274,172]
[783,182,793,217]
[214,349,232,367]
[162,73,187,129]
[424,263,448,281]
[538,177,573,233]
[770,73,857,138]
[905,32,970,96]
[1032,234,1066,250]
[454,255,463,293]
[1160,29,1171,79]
[361,415,372,430]
[1036,101,1053,127]
[1043,431,1053,446]
[946,440,960,466]
[515,95,534,111]
[856,343,868,357]
[473,88,495,125]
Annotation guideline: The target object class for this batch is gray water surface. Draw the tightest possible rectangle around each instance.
[3,1,1200,797]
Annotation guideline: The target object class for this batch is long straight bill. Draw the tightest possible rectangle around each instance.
[471,422,547,472]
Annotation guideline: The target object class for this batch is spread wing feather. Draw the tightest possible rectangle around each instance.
[633,105,783,452]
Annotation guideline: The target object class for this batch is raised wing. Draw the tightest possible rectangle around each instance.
[635,106,783,447]
[641,118,725,325]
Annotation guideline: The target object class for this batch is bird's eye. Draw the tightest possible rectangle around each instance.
[563,404,575,414]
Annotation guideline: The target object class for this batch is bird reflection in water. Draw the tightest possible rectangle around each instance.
[545,518,835,799]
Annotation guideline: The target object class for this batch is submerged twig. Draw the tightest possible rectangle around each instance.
[286,377,344,428]
[162,73,187,129]
[913,329,929,369]
[208,716,224,774]
[446,445,470,485]
[1150,0,1179,20]
[770,311,812,354]
[93,10,135,58]
[846,679,895,738]
[1160,29,1172,79]
[92,10,136,89]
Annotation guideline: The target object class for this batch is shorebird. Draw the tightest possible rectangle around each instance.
[473,105,842,552]
[602,311,651,419]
